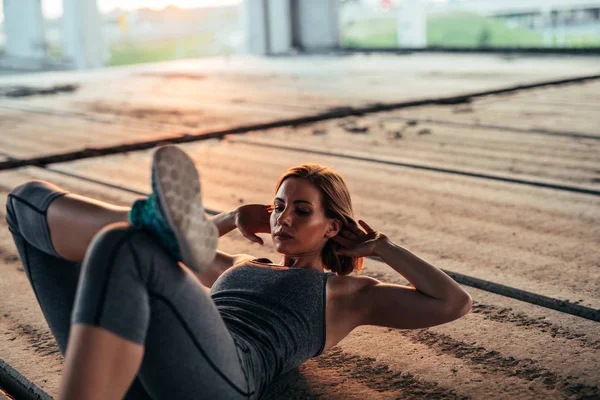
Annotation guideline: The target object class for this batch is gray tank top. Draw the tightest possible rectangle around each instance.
[210,258,335,395]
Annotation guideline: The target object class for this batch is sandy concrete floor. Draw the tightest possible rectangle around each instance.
[0,54,599,399]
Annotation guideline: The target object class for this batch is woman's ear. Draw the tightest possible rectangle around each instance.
[325,219,342,239]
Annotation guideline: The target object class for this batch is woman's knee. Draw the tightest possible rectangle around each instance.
[7,181,48,230]
[85,222,139,264]
[6,180,67,255]
[74,223,155,344]
[84,223,163,281]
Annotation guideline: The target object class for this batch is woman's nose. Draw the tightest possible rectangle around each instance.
[277,209,292,227]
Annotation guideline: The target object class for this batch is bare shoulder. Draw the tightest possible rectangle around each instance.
[327,274,382,299]
[212,251,255,271]
[322,274,385,351]
[233,253,257,265]
[331,274,472,330]
[197,252,256,289]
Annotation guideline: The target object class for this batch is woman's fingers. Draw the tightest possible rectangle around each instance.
[239,226,264,245]
[331,234,354,248]
[341,219,366,237]
[358,220,374,233]
[349,224,365,236]
[335,248,353,256]
[336,245,364,257]
[339,229,358,239]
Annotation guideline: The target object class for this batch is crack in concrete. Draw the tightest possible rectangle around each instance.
[401,329,599,398]
[470,303,600,350]
[0,314,62,361]
[316,347,469,399]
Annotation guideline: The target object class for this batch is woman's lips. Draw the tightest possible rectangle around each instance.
[274,233,293,240]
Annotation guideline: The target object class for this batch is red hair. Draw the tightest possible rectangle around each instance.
[275,164,364,276]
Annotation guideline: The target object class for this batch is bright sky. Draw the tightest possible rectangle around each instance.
[43,0,241,18]
[0,1,241,21]
[0,0,451,22]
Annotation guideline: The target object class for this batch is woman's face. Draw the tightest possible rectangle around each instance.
[270,178,339,256]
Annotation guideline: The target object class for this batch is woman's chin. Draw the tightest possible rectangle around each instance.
[273,240,299,254]
[273,242,291,252]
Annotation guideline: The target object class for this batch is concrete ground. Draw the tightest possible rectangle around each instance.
[0,53,599,399]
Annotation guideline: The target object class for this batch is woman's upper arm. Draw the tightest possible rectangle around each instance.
[196,251,255,288]
[351,278,472,330]
[211,250,254,272]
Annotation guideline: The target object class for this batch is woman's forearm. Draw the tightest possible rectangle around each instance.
[209,210,237,237]
[375,239,469,304]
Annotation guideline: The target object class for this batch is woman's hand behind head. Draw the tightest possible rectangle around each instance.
[235,204,272,245]
[332,220,388,258]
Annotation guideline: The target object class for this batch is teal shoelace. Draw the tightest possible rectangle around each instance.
[128,175,182,261]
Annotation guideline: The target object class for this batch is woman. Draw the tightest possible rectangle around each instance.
[6,145,472,400]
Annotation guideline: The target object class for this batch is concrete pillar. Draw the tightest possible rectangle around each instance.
[268,0,292,54]
[62,0,106,69]
[243,0,338,55]
[3,0,45,59]
[555,10,567,46]
[243,0,269,55]
[396,0,427,48]
[293,0,339,51]
[540,7,553,46]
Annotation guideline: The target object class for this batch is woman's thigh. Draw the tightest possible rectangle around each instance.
[73,224,255,400]
[6,183,153,399]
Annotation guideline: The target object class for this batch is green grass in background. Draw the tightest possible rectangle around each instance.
[342,12,600,48]
[108,33,232,66]
[106,11,600,67]
[342,17,397,48]
[427,12,543,47]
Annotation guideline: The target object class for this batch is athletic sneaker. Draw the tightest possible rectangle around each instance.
[128,184,181,261]
[130,145,218,273]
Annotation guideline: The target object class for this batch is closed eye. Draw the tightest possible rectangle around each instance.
[272,204,311,216]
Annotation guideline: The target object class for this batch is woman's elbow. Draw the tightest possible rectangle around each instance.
[442,292,472,323]
[452,293,473,319]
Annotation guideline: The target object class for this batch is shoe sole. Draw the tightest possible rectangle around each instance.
[152,145,218,274]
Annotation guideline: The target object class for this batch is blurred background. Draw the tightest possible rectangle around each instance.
[0,0,599,73]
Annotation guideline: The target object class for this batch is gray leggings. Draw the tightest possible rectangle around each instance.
[6,181,257,400]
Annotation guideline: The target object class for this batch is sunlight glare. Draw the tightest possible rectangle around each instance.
[39,0,241,19]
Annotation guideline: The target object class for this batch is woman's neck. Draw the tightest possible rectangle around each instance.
[279,254,324,272]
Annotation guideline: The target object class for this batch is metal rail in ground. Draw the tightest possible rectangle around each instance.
[377,116,600,141]
[229,139,600,197]
[1,73,599,172]
[0,360,51,400]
